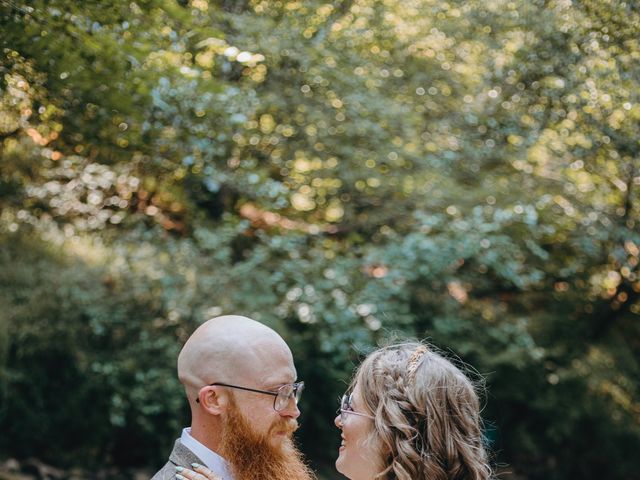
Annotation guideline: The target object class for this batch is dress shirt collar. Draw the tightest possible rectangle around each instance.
[180,427,234,480]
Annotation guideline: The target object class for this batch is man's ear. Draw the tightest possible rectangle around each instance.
[198,386,227,415]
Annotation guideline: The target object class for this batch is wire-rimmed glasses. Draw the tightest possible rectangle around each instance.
[340,393,375,424]
[197,381,304,411]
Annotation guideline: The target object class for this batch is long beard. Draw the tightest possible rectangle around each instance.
[219,399,316,480]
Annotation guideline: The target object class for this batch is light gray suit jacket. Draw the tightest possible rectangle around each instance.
[151,439,205,480]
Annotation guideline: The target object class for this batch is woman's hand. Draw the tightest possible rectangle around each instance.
[175,463,222,480]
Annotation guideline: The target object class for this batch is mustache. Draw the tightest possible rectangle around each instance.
[269,418,299,436]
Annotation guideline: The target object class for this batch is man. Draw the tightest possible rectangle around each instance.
[152,315,315,480]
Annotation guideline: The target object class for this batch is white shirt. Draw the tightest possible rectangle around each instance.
[180,427,234,480]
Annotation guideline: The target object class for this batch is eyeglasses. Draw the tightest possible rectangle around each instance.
[197,381,304,411]
[339,393,375,424]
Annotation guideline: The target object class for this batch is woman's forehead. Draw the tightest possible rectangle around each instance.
[351,382,364,400]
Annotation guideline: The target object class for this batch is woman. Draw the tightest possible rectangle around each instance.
[177,342,492,480]
[334,342,491,480]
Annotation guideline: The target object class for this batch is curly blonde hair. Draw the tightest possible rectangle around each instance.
[351,342,492,480]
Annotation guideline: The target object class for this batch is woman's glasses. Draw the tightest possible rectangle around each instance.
[340,393,375,424]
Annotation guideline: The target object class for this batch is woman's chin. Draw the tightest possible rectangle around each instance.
[336,455,356,479]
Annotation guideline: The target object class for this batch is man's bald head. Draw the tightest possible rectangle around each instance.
[178,315,293,403]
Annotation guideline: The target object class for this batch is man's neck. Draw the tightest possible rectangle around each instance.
[181,428,232,479]
[189,421,222,453]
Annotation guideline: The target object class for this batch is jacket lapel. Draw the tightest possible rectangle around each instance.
[168,439,205,468]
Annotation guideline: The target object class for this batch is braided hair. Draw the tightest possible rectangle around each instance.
[351,342,492,480]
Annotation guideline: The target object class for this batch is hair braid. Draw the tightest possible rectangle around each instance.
[352,342,492,480]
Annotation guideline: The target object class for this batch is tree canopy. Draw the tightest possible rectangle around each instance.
[1,0,639,478]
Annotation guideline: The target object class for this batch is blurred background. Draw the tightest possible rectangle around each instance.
[1,0,639,478]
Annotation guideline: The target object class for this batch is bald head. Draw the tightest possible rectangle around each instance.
[178,315,294,402]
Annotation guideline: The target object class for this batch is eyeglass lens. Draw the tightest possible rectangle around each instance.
[274,382,304,411]
[340,394,351,423]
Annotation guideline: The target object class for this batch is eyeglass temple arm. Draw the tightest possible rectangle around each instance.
[211,382,279,396]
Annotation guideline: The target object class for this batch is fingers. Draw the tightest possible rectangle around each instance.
[175,463,221,480]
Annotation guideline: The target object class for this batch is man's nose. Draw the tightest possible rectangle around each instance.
[279,395,301,419]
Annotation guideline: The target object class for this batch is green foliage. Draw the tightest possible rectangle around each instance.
[1,0,639,479]
[0,232,186,466]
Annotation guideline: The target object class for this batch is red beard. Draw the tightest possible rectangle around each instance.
[219,398,316,480]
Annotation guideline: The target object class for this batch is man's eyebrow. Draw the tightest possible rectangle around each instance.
[265,378,298,389]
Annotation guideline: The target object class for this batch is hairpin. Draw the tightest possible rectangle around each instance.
[406,345,428,380]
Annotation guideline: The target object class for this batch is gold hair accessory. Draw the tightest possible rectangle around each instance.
[406,345,428,380]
